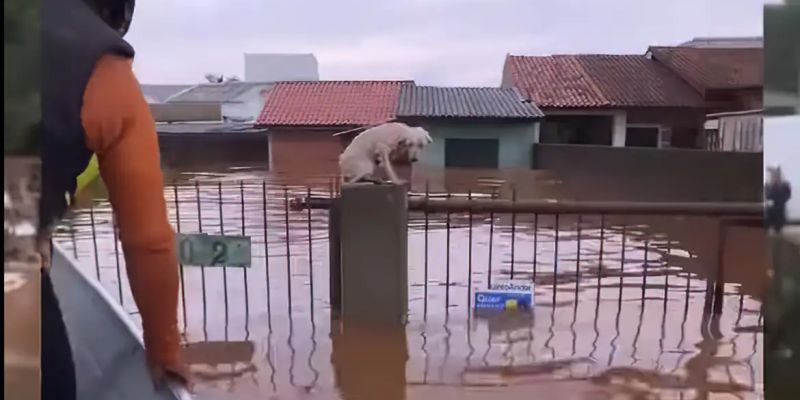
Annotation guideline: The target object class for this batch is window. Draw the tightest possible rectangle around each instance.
[539,115,614,145]
[444,138,499,168]
[625,126,660,148]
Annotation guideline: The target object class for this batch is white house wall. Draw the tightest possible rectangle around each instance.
[417,120,540,169]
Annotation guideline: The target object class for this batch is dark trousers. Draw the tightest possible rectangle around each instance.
[766,204,787,233]
[41,272,77,400]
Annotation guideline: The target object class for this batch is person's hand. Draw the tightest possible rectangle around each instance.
[36,231,52,271]
[147,359,192,393]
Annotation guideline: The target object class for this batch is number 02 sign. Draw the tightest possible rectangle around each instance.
[176,233,251,267]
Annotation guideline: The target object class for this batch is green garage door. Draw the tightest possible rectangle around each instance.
[444,138,499,168]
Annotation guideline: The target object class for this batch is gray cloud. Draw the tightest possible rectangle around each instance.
[126,0,766,86]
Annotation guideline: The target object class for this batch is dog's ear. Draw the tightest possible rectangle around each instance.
[399,138,410,147]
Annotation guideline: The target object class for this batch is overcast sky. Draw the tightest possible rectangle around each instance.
[127,0,768,86]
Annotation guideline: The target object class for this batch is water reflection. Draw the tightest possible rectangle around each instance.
[186,340,258,387]
[331,320,408,400]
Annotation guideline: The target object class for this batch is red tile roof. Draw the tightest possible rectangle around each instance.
[647,47,763,93]
[504,54,705,109]
[256,80,412,126]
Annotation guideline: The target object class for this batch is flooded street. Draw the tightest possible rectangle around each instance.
[52,157,766,400]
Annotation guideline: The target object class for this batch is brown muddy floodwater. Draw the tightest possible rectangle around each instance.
[53,162,767,400]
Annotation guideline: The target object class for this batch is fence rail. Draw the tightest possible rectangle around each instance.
[294,195,763,216]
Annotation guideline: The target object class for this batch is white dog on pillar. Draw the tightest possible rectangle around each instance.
[339,122,432,185]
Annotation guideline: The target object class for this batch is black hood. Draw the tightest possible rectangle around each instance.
[39,0,135,233]
[84,0,136,36]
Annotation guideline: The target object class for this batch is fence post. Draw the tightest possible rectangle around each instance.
[329,199,342,314]
[339,183,408,325]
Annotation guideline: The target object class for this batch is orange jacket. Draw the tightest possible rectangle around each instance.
[81,54,183,375]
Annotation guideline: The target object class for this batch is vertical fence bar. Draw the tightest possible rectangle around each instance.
[173,184,187,329]
[488,197,495,288]
[195,181,208,325]
[620,224,627,300]
[533,213,539,280]
[262,181,272,328]
[553,213,560,303]
[240,181,250,323]
[597,215,605,301]
[664,239,671,304]
[70,224,79,259]
[713,220,727,315]
[218,182,230,327]
[598,214,605,279]
[424,181,430,319]
[445,192,451,313]
[642,240,649,301]
[576,215,582,293]
[510,187,517,280]
[284,186,293,315]
[112,213,123,306]
[89,204,101,281]
[467,190,473,310]
[307,186,315,321]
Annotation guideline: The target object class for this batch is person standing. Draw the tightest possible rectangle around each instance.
[39,0,188,398]
[766,166,792,234]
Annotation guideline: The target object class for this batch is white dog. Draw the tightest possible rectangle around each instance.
[339,122,432,184]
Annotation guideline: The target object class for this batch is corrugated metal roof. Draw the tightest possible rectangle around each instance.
[256,80,412,126]
[166,81,274,103]
[396,86,543,119]
[647,47,763,93]
[504,54,704,108]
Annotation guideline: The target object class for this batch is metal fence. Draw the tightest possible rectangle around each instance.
[55,180,765,323]
[53,180,765,396]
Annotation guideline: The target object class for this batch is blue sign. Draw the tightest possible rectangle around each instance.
[474,282,534,311]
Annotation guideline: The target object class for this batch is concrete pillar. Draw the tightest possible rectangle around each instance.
[339,183,408,325]
[612,111,627,147]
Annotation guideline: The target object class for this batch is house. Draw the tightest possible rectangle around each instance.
[166,81,274,122]
[256,80,411,174]
[157,122,269,170]
[140,84,192,104]
[395,86,543,169]
[501,54,707,148]
[150,102,268,169]
[646,46,764,113]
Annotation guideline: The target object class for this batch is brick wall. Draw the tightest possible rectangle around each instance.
[268,128,345,175]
